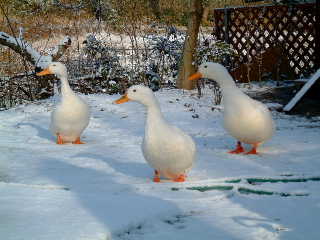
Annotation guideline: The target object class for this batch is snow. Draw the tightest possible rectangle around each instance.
[1,87,320,240]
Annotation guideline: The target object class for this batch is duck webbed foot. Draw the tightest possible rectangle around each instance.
[153,170,161,183]
[173,174,186,182]
[72,137,85,144]
[245,143,259,155]
[57,134,65,144]
[228,141,245,154]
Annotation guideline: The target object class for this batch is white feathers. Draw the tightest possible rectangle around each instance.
[197,62,275,145]
[47,62,90,142]
[126,85,196,179]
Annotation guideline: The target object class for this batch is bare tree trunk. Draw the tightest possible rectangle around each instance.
[177,0,203,90]
[202,6,210,25]
[0,32,37,65]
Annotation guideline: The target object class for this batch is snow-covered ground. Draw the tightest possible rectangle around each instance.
[1,87,320,240]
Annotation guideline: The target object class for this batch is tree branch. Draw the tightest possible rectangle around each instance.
[0,31,38,65]
[0,32,71,69]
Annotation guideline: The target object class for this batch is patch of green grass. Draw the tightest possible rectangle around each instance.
[171,185,233,192]
[225,179,241,183]
[246,177,320,184]
[238,187,309,197]
[187,185,234,192]
[171,184,309,197]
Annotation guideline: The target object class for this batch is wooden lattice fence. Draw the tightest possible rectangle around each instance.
[213,3,319,81]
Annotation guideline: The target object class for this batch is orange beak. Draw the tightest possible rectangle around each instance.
[114,94,130,104]
[36,68,53,76]
[188,72,203,81]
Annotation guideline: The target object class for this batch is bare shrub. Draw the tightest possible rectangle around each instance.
[0,0,239,109]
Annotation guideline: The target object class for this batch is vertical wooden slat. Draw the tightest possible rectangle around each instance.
[223,7,230,43]
[316,0,320,69]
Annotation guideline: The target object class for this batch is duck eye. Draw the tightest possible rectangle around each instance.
[52,64,56,66]
[133,89,137,92]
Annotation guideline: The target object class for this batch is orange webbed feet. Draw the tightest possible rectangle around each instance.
[57,134,65,145]
[72,137,85,144]
[153,171,186,183]
[245,143,259,155]
[153,177,161,182]
[228,141,245,154]
[153,170,161,183]
[245,149,258,155]
[173,174,186,182]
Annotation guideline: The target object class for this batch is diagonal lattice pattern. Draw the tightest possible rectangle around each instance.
[213,3,318,78]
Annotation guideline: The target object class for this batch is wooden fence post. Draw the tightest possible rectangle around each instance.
[223,7,230,44]
[316,0,320,69]
[223,7,231,67]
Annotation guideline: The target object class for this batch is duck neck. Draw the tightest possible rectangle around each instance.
[218,73,237,90]
[145,98,166,131]
[221,82,241,97]
[218,75,246,108]
[59,74,74,97]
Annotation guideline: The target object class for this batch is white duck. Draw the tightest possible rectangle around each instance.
[189,62,274,154]
[114,85,196,182]
[36,62,90,144]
